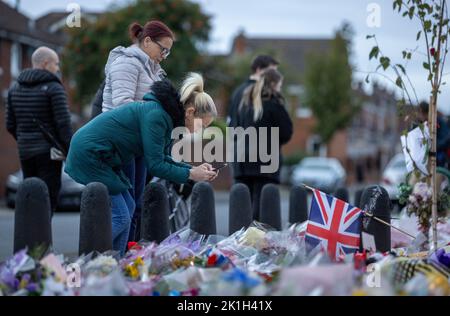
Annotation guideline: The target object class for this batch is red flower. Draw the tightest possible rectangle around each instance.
[430,47,436,56]
[207,254,217,266]
[353,250,367,270]
[128,241,139,250]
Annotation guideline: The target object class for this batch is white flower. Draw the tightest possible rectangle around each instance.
[84,255,118,271]
[408,195,417,207]
[412,182,432,203]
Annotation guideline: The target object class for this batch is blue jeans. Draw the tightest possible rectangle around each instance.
[111,190,135,256]
[123,156,147,242]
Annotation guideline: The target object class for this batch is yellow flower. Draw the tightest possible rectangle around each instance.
[135,256,144,266]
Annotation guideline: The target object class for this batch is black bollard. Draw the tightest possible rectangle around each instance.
[260,184,282,230]
[354,188,364,208]
[14,178,52,254]
[289,185,308,224]
[334,187,349,203]
[360,185,392,252]
[229,183,253,235]
[190,182,216,235]
[140,182,171,243]
[79,182,112,255]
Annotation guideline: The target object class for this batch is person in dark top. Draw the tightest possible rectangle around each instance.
[6,46,73,213]
[227,55,279,128]
[418,101,450,168]
[232,68,293,221]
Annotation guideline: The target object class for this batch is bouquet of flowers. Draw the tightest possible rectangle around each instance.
[398,181,449,233]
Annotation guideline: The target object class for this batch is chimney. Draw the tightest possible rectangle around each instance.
[233,29,246,55]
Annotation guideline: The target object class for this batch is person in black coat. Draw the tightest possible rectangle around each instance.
[227,55,279,128]
[6,46,73,213]
[232,68,293,221]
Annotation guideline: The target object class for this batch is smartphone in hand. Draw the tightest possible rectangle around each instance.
[213,163,228,172]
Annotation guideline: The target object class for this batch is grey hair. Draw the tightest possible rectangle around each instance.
[179,72,217,118]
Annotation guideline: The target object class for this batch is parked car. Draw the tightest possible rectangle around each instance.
[291,157,346,193]
[381,153,408,205]
[5,165,85,211]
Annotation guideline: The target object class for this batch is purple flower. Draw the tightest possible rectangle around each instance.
[26,283,39,293]
[430,248,450,268]
[21,273,31,283]
[0,270,16,288]
[13,278,20,290]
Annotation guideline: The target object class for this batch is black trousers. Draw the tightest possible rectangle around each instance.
[235,176,275,221]
[21,152,62,214]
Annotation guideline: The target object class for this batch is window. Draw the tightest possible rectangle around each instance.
[10,42,22,79]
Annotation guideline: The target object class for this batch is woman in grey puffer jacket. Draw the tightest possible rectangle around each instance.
[101,20,175,242]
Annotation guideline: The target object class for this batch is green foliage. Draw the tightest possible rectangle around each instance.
[62,0,211,105]
[303,23,359,144]
[367,0,450,105]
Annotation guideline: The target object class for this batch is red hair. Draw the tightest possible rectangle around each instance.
[129,20,175,43]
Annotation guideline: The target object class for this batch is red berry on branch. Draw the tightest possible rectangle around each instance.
[430,48,436,56]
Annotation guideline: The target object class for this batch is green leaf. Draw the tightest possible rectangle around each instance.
[395,76,403,88]
[365,74,370,83]
[407,52,412,59]
[402,50,407,58]
[369,46,379,60]
[396,0,402,12]
[408,6,415,19]
[428,73,433,81]
[424,20,432,31]
[417,31,421,40]
[423,62,430,70]
[380,56,390,70]
[366,34,374,39]
[396,64,406,74]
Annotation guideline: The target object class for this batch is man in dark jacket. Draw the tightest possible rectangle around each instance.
[6,46,73,213]
[227,55,279,128]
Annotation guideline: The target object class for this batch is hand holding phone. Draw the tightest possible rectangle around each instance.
[213,163,228,172]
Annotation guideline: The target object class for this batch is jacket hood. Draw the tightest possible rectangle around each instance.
[17,69,61,86]
[143,79,185,128]
[104,44,162,76]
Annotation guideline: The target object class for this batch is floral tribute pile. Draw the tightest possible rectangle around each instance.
[1,218,450,296]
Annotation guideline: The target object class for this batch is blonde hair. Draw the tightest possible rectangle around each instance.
[180,72,217,118]
[240,69,284,122]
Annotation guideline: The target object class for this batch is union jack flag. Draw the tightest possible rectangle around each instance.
[305,189,362,260]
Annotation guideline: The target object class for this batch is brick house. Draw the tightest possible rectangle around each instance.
[0,2,100,197]
[228,32,401,184]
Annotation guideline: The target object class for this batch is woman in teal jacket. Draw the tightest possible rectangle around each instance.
[65,73,218,255]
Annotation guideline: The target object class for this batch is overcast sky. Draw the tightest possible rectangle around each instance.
[4,0,450,114]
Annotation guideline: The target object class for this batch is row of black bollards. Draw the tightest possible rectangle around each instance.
[13,178,391,257]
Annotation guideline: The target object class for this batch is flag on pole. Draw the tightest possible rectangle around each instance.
[306,188,362,260]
